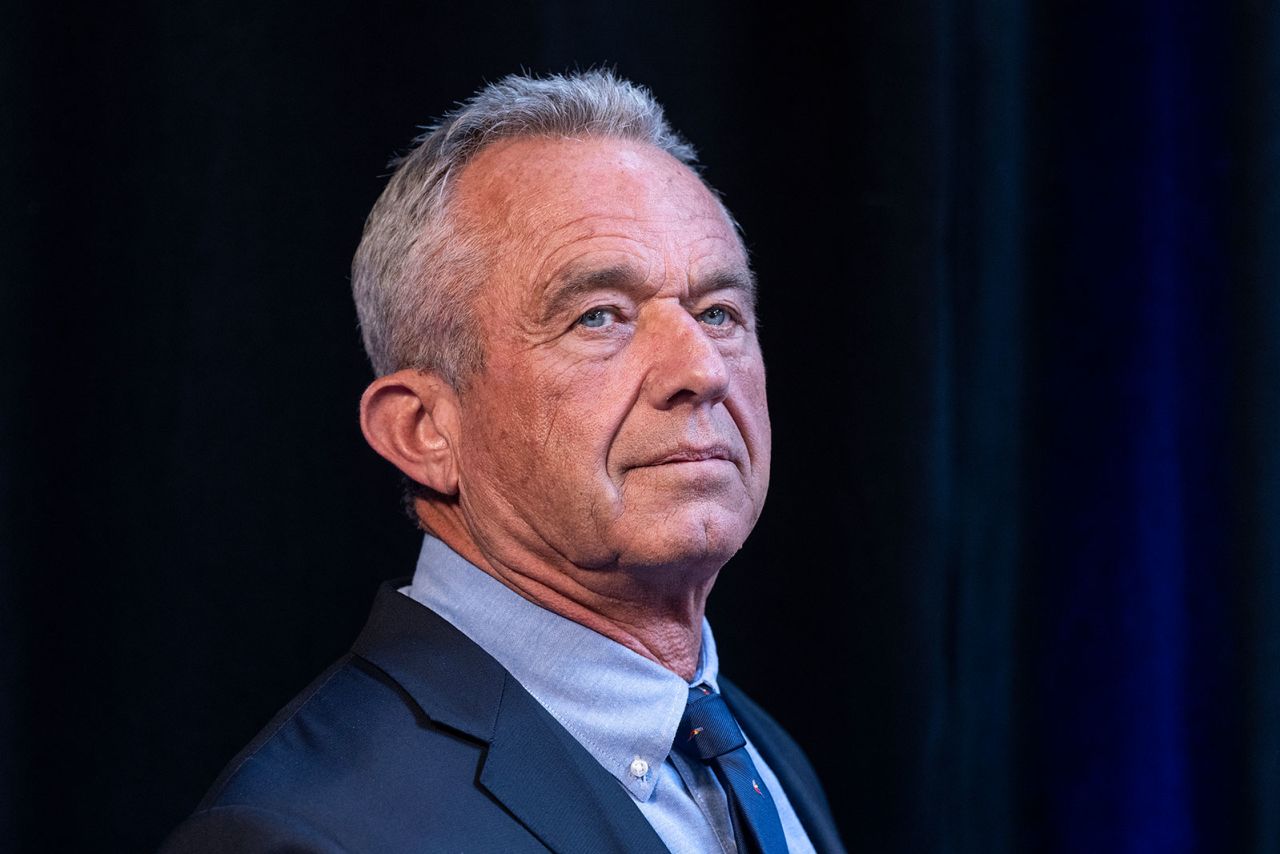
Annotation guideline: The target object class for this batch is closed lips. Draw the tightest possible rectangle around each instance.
[649,447,733,465]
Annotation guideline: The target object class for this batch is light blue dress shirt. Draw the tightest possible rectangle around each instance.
[400,534,815,854]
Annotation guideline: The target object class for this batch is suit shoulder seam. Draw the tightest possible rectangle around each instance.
[197,656,356,808]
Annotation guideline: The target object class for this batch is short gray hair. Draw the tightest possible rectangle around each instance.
[350,69,703,385]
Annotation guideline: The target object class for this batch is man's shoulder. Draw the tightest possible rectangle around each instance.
[161,592,546,853]
[164,653,523,853]
[192,653,437,813]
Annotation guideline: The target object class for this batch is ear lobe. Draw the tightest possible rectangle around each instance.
[359,370,461,496]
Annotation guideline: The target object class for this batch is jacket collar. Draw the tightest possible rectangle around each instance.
[351,581,669,854]
[401,532,718,804]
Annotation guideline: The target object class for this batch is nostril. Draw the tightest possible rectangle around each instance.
[662,359,730,409]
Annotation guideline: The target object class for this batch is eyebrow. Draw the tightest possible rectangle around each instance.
[538,263,758,324]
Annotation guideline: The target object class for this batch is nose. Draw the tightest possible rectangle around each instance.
[640,307,731,410]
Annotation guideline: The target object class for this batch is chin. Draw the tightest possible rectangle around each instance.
[612,504,754,574]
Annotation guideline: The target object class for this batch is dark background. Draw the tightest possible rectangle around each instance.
[4,1,1278,852]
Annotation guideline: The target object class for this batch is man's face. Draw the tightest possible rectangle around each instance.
[448,136,770,578]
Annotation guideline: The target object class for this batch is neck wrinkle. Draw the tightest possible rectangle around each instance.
[415,498,709,680]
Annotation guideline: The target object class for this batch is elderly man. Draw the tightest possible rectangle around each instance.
[162,71,844,854]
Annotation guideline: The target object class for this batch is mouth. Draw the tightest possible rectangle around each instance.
[647,445,735,466]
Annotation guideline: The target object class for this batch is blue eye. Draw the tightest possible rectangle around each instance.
[699,306,729,326]
[578,308,614,328]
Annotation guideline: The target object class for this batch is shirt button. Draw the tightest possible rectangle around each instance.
[629,757,649,778]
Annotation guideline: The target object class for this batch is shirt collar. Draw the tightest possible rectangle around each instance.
[399,534,720,802]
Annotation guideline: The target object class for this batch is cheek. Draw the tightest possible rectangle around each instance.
[729,353,772,448]
[468,360,624,485]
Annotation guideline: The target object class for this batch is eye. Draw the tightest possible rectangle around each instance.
[577,307,617,329]
[698,305,731,327]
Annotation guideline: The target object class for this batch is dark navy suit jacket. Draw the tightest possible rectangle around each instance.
[161,581,846,853]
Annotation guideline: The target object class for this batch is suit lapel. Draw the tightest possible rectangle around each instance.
[353,582,667,854]
[479,672,669,854]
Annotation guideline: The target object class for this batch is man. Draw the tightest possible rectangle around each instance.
[162,70,845,854]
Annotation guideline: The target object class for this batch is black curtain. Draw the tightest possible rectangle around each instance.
[5,2,1278,851]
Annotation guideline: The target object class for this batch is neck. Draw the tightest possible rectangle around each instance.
[416,499,711,680]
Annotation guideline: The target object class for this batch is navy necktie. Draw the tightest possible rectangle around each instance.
[674,684,790,854]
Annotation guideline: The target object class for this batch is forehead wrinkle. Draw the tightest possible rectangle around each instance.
[529,211,694,260]
[515,210,656,286]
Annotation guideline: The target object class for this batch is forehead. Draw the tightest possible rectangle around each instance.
[451,136,747,300]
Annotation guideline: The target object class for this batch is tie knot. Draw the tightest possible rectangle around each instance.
[674,684,747,760]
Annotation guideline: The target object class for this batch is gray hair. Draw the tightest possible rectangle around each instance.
[350,69,703,385]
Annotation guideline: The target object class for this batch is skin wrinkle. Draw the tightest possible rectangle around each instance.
[455,505,717,673]
[456,371,620,577]
[398,135,770,679]
[465,500,706,659]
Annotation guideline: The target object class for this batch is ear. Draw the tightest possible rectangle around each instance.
[359,369,461,496]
